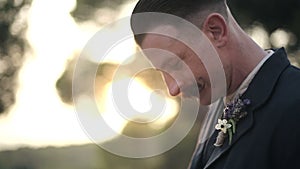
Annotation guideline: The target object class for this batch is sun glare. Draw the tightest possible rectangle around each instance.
[0,0,178,151]
[98,78,179,134]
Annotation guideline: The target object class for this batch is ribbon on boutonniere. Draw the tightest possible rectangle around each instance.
[214,97,251,147]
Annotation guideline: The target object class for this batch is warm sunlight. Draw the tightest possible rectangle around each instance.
[0,0,143,151]
[97,78,179,134]
[0,0,89,151]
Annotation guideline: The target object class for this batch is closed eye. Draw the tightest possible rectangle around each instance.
[162,58,181,71]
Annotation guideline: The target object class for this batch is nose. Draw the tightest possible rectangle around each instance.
[162,72,181,96]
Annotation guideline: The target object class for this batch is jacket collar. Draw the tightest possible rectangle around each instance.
[204,48,290,169]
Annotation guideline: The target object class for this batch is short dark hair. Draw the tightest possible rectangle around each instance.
[131,0,227,45]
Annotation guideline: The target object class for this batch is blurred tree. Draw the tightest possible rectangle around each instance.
[0,0,31,114]
[71,0,300,51]
[228,0,300,51]
[57,0,300,105]
[71,0,132,24]
[51,1,298,118]
[1,0,298,168]
[0,0,299,114]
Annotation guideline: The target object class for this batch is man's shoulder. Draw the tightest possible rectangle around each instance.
[269,64,300,111]
[278,64,300,88]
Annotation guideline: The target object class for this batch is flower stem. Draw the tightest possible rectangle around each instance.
[228,129,233,145]
[229,119,236,134]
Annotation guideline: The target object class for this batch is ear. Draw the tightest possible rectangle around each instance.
[202,13,228,48]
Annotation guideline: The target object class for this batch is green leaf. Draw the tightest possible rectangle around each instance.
[228,128,233,145]
[229,119,236,134]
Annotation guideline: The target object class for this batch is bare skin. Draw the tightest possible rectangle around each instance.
[140,6,267,105]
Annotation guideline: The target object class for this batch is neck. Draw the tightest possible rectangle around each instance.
[226,14,268,96]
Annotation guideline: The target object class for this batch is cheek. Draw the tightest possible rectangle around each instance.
[182,50,210,84]
[190,61,209,81]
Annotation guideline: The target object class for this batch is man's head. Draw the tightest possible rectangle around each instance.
[130,0,258,105]
[131,0,228,45]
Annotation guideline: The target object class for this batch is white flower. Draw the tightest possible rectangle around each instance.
[215,119,232,133]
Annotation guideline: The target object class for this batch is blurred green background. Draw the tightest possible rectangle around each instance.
[0,0,299,168]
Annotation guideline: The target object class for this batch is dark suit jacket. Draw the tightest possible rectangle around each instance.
[190,48,300,169]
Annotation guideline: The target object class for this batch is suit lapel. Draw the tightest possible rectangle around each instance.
[204,107,254,168]
[204,48,290,169]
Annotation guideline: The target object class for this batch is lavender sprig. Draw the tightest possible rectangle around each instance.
[214,97,251,147]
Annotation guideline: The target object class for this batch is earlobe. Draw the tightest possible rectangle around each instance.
[202,13,228,48]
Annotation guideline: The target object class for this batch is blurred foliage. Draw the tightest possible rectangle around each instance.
[71,0,300,51]
[228,0,300,51]
[1,0,300,114]
[0,0,299,168]
[0,0,31,114]
[0,105,208,169]
[71,0,132,23]
[57,0,300,106]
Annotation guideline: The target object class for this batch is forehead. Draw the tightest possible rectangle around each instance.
[139,34,181,70]
[140,25,180,49]
[141,34,175,50]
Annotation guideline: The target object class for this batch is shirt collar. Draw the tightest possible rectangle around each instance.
[224,50,274,105]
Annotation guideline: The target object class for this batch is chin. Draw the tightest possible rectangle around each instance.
[200,93,223,105]
[199,91,214,105]
[199,98,212,106]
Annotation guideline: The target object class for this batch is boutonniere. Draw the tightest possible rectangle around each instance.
[214,97,251,147]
